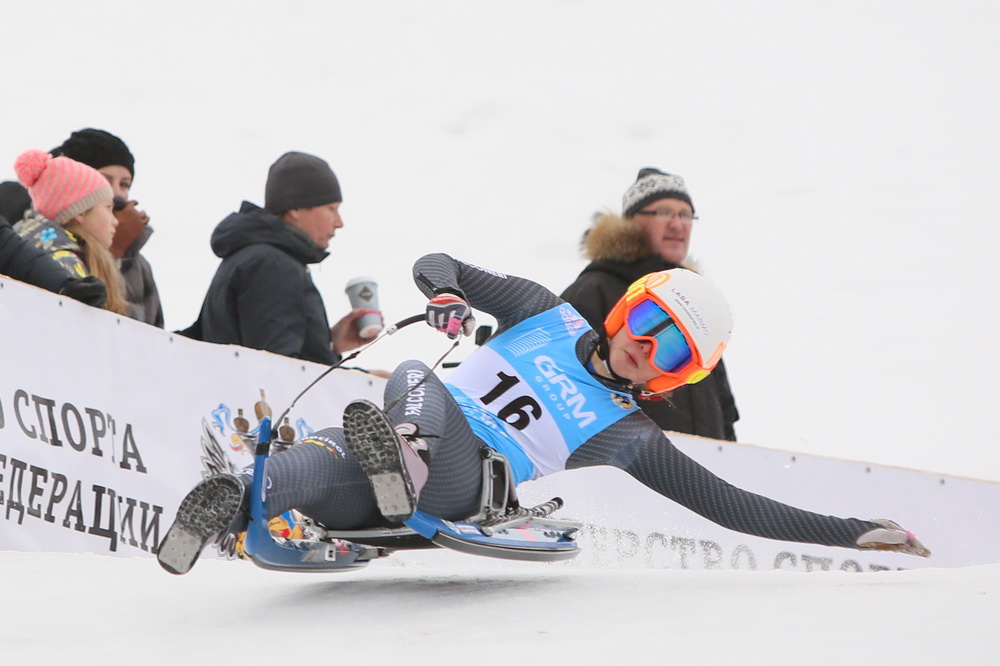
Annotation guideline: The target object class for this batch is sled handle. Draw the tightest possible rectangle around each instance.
[274,313,426,431]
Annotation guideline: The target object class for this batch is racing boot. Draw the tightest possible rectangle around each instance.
[157,474,248,574]
[343,399,429,523]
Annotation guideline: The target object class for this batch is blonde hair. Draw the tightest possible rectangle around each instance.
[63,221,129,315]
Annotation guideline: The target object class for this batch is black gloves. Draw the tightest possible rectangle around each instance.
[59,275,108,308]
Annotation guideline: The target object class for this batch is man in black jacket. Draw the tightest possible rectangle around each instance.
[561,168,739,440]
[188,151,371,364]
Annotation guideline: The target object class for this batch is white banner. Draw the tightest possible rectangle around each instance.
[0,276,382,557]
[518,436,1000,571]
[3,276,998,571]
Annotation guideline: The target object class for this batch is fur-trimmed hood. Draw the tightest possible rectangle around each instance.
[578,211,698,272]
[580,212,652,262]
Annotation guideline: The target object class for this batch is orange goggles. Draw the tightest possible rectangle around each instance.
[623,296,710,390]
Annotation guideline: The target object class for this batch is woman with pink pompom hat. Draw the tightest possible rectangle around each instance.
[13,149,127,314]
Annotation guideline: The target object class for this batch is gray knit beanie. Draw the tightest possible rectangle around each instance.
[622,167,694,218]
[264,151,342,215]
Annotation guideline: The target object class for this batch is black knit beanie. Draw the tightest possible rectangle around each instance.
[0,180,32,223]
[264,151,342,215]
[51,128,135,178]
[622,167,694,218]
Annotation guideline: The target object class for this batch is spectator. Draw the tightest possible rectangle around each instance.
[1,213,108,307]
[13,150,128,314]
[51,129,164,327]
[185,151,373,364]
[0,130,163,326]
[560,168,739,440]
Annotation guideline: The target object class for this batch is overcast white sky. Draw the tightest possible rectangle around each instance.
[3,2,998,484]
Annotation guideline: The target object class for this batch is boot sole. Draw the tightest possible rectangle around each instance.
[157,474,244,575]
[343,399,416,523]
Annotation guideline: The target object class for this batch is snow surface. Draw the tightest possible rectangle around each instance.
[1,551,998,664]
[2,2,999,662]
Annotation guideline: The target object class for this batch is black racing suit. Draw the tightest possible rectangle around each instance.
[259,253,879,550]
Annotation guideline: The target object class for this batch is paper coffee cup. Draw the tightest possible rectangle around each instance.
[345,276,384,338]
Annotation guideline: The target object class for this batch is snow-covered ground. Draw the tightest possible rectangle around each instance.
[1,551,996,664]
[2,2,999,662]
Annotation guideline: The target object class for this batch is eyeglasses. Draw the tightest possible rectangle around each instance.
[625,299,694,373]
[634,209,697,222]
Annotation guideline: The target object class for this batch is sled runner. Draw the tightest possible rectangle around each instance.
[240,416,581,573]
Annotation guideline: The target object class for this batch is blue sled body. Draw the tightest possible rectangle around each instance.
[242,418,580,573]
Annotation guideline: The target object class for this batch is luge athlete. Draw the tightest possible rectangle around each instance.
[159,252,928,574]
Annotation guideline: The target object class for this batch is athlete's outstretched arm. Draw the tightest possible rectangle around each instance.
[412,252,563,334]
[568,414,895,551]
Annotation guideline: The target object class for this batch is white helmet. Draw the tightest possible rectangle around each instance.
[604,268,732,393]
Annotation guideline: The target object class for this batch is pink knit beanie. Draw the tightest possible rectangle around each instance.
[14,149,113,225]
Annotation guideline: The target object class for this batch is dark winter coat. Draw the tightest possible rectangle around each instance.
[120,226,163,327]
[0,213,77,292]
[14,212,91,278]
[190,201,337,365]
[560,213,739,440]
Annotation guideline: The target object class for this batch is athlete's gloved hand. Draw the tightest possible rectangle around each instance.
[59,275,108,308]
[856,518,931,557]
[426,292,476,339]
